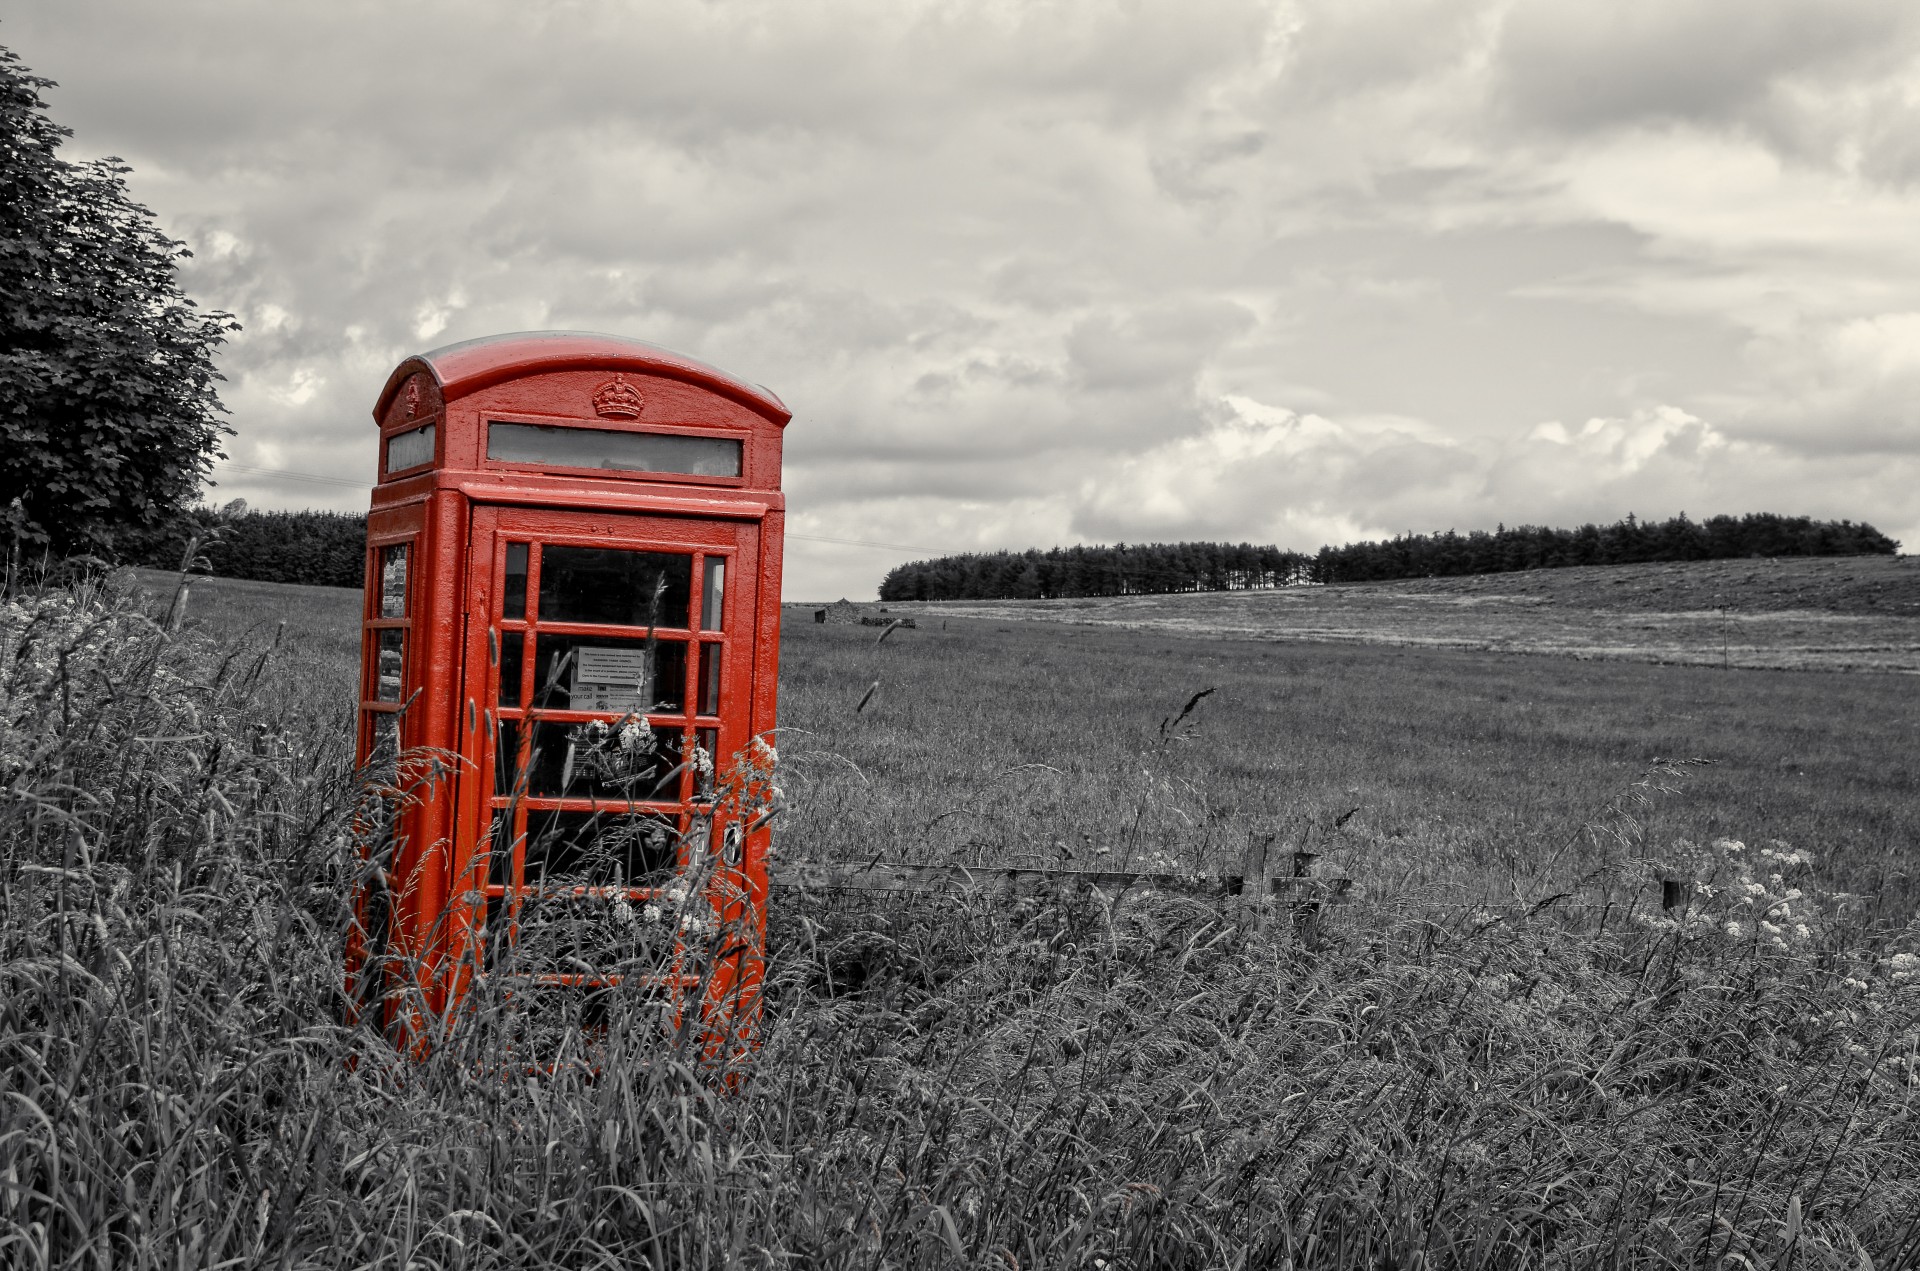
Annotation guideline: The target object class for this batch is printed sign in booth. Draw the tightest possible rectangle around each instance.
[348,332,790,1049]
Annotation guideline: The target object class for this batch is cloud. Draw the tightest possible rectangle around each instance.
[8,0,1920,600]
[1717,312,1920,453]
[1493,0,1916,142]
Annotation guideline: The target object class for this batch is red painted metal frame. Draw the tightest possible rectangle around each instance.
[349,332,789,1051]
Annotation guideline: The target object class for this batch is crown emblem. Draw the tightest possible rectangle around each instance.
[403,378,421,419]
[591,375,645,419]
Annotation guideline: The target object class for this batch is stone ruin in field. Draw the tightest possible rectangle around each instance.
[813,599,915,629]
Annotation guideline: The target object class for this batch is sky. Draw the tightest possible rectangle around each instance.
[10,0,1920,599]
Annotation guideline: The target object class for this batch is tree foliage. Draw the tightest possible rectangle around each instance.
[879,541,1313,601]
[1309,512,1899,583]
[0,44,236,558]
[879,514,1900,601]
[136,507,368,588]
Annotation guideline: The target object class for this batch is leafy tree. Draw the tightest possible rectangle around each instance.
[134,507,369,588]
[1,45,236,558]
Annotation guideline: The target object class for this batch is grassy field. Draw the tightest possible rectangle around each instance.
[779,606,1920,919]
[2,565,1916,1267]
[872,555,1920,673]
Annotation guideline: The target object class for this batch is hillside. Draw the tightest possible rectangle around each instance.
[876,555,1920,672]
[1361,554,1920,615]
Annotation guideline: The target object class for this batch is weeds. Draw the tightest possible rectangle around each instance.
[1,575,1916,1267]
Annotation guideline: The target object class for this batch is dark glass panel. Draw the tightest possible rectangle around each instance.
[488,421,740,478]
[494,719,521,794]
[385,424,435,475]
[366,711,402,775]
[531,636,685,713]
[502,542,529,620]
[697,642,721,716]
[498,633,523,708]
[522,809,680,885]
[694,728,719,801]
[485,897,680,979]
[700,556,726,631]
[375,629,404,701]
[526,721,685,801]
[538,546,691,628]
[378,544,409,618]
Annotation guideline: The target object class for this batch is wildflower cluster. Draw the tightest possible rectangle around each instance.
[552,735,783,953]
[1823,944,1920,1081]
[562,712,659,789]
[712,734,783,841]
[1634,838,1824,952]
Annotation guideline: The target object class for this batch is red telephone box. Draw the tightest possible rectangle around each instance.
[349,331,789,1048]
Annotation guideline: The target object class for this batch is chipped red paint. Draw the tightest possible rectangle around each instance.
[349,332,788,1053]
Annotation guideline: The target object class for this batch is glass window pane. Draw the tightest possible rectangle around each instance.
[538,546,691,628]
[488,810,523,883]
[379,544,409,618]
[522,809,679,885]
[488,422,741,478]
[494,719,521,794]
[491,890,679,973]
[526,721,685,801]
[375,629,405,701]
[498,633,523,708]
[531,636,685,713]
[502,543,528,620]
[699,556,725,630]
[695,728,718,800]
[369,712,402,770]
[697,643,721,716]
[385,424,435,474]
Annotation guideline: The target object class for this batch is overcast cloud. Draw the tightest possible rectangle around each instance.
[11,0,1920,597]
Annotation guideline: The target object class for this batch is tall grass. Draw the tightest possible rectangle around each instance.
[2,576,1917,1267]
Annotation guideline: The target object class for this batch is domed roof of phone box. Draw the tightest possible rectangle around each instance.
[375,331,791,426]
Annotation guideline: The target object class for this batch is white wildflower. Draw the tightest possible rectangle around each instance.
[642,904,663,924]
[1724,921,1744,939]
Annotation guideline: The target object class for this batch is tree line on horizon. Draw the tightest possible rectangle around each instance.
[133,508,367,589]
[878,513,1900,601]
[123,508,1898,596]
